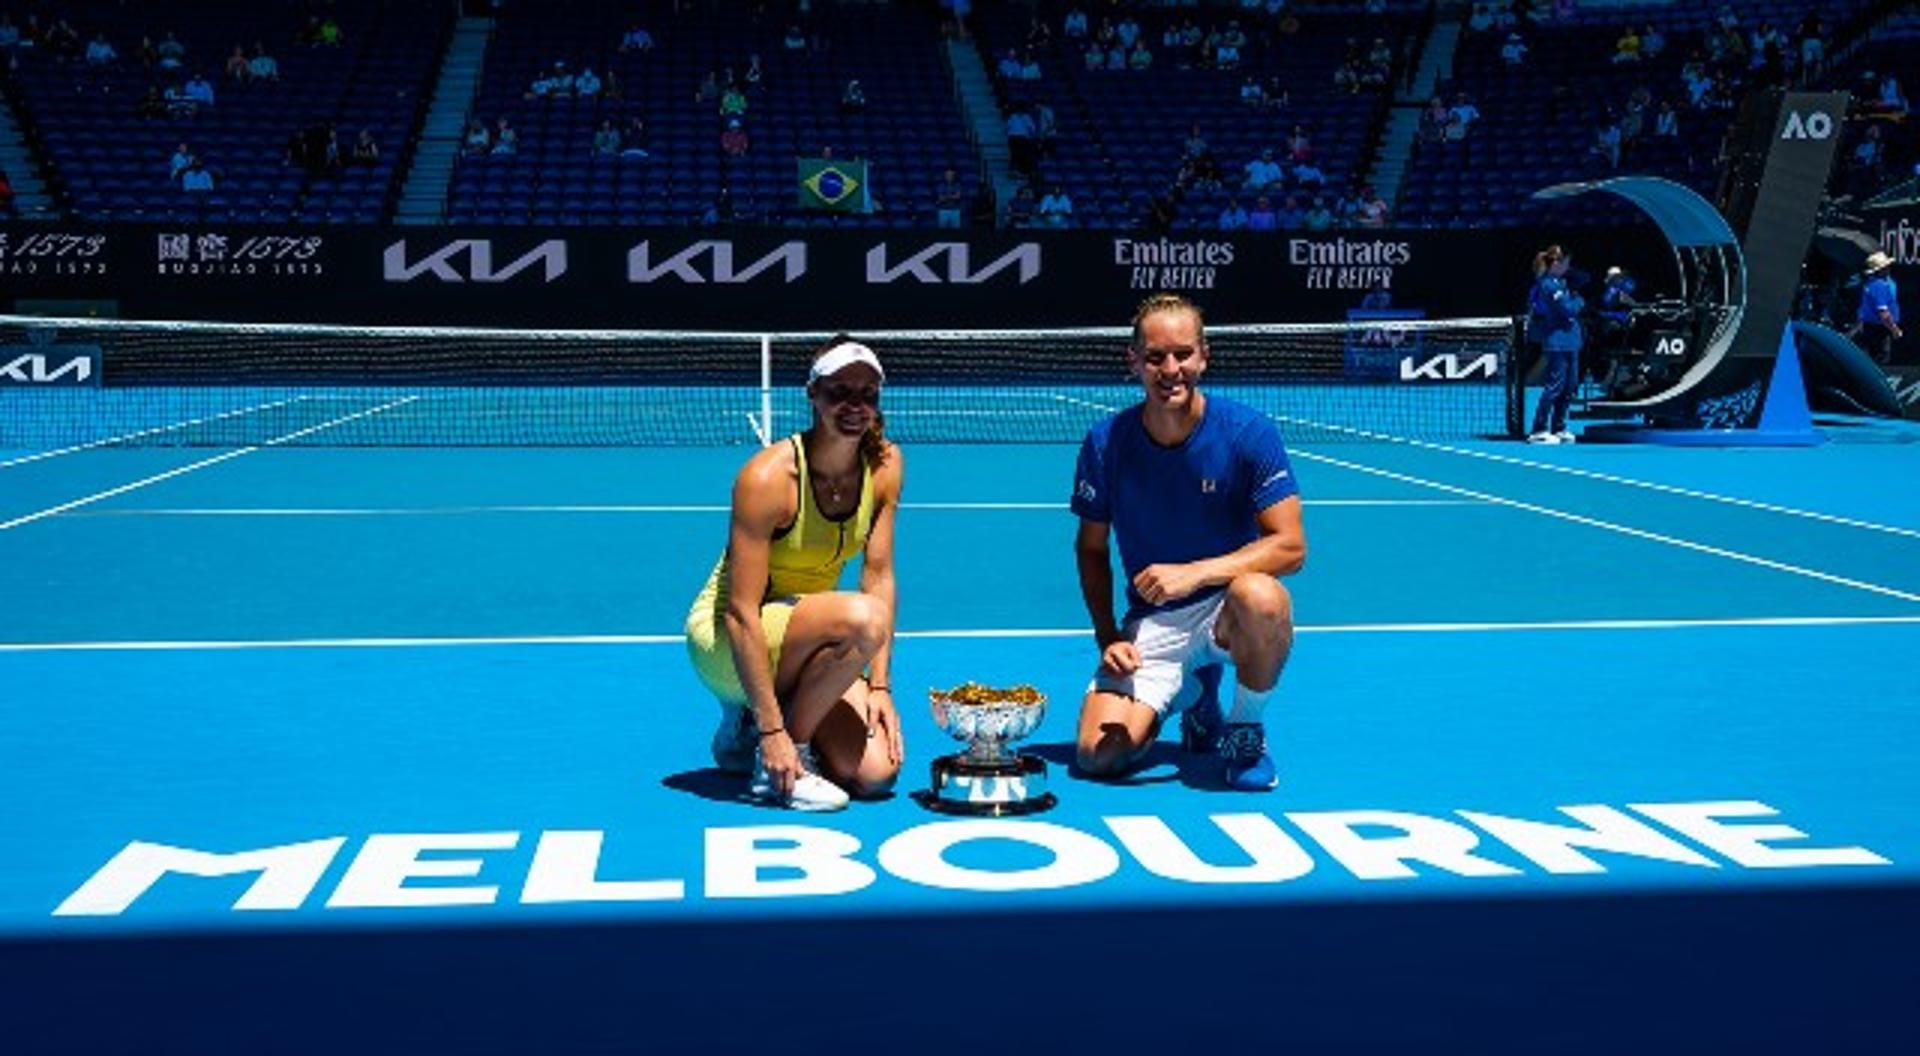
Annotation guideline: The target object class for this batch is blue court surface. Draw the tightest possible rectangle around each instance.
[4,427,1920,1052]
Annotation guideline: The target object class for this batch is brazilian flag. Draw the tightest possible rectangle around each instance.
[798,157,870,213]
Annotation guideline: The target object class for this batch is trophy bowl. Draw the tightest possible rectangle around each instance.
[918,683,1056,816]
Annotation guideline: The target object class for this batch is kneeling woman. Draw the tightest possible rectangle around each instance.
[686,337,905,810]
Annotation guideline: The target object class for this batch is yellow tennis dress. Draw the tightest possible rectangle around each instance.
[686,435,875,705]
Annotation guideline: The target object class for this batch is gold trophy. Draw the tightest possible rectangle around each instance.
[918,683,1056,815]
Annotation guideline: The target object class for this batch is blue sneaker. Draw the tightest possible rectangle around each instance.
[1220,723,1278,791]
[1178,664,1225,753]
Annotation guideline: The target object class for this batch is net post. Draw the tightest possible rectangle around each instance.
[758,334,774,446]
[1505,315,1527,439]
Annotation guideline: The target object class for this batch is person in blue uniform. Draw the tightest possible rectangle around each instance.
[1528,244,1585,444]
[1069,293,1306,791]
[1853,250,1903,364]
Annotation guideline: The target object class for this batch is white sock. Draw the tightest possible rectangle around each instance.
[1226,681,1275,725]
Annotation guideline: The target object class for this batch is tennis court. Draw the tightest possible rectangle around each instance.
[4,364,1919,1050]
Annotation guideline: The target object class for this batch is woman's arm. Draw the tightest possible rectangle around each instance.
[858,446,905,689]
[721,450,795,741]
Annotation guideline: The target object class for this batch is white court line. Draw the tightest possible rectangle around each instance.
[1276,413,1920,542]
[0,398,419,532]
[0,396,311,469]
[5,614,1920,652]
[1293,448,1920,604]
[53,498,1482,518]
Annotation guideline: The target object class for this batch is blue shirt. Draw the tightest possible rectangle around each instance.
[1071,395,1298,620]
[1859,274,1900,326]
[1529,274,1584,351]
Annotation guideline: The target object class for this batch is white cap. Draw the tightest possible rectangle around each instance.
[809,340,885,384]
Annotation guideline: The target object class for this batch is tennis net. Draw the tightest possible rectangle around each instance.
[0,314,1523,447]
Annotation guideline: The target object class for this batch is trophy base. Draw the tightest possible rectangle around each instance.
[916,753,1056,816]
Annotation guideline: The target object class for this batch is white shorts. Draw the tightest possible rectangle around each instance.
[1088,593,1229,717]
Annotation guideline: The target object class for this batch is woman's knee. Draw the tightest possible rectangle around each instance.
[852,745,901,798]
[834,594,892,655]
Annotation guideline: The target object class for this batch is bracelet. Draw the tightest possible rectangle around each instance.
[758,726,785,737]
[868,684,891,693]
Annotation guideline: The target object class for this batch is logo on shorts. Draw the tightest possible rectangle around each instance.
[1075,479,1097,503]
[1200,479,1217,493]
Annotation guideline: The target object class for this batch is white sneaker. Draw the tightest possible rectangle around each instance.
[710,705,756,774]
[749,742,850,812]
[1554,430,1577,444]
[1527,431,1564,445]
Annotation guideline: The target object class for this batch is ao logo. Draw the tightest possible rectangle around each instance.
[1780,111,1833,140]
[1653,335,1687,357]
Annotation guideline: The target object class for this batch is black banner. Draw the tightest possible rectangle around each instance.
[0,224,1675,330]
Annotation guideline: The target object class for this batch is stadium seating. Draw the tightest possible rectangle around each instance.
[11,0,446,224]
[447,0,976,227]
[975,1,1426,230]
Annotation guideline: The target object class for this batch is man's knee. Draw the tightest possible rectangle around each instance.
[1075,730,1143,776]
[1226,575,1291,626]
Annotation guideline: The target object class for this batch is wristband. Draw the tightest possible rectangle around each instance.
[869,684,891,693]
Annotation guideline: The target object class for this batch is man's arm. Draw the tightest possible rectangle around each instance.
[1130,496,1306,607]
[1076,518,1143,675]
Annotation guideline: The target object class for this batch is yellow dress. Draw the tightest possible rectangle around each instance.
[686,435,876,705]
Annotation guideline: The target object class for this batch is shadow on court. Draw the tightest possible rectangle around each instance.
[7,880,1915,1054]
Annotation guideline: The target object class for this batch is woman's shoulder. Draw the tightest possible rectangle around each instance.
[735,438,800,492]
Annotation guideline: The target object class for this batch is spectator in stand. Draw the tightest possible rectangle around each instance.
[1286,124,1313,163]
[1064,5,1089,40]
[180,158,214,193]
[0,168,13,218]
[593,119,621,156]
[1798,19,1825,82]
[1084,40,1105,71]
[1446,93,1479,144]
[620,23,655,53]
[1292,158,1326,189]
[997,48,1023,81]
[164,83,198,119]
[1006,106,1038,173]
[840,78,866,114]
[720,117,750,157]
[1880,74,1909,116]
[1183,124,1210,163]
[936,169,966,228]
[1007,183,1037,227]
[1303,196,1334,230]
[1501,32,1526,66]
[1468,3,1495,34]
[1277,194,1306,228]
[1641,23,1665,58]
[169,142,194,182]
[85,33,117,66]
[1357,186,1389,228]
[156,31,186,70]
[0,16,19,55]
[622,116,650,158]
[183,73,216,108]
[1128,41,1153,70]
[317,17,343,47]
[250,42,280,81]
[1247,196,1279,231]
[1591,115,1623,170]
[720,84,748,118]
[225,44,250,80]
[1218,198,1249,231]
[1418,96,1451,150]
[783,24,807,52]
[1038,185,1074,228]
[1612,26,1641,64]
[1243,148,1284,192]
[576,67,602,97]
[353,128,380,166]
[1116,15,1141,50]
[491,118,517,155]
[463,119,491,156]
[1654,99,1679,138]
[1019,49,1042,80]
[1240,75,1265,107]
